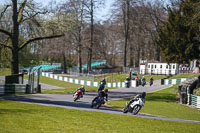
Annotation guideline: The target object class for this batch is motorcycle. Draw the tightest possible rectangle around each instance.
[73,90,83,101]
[91,96,104,109]
[123,97,145,115]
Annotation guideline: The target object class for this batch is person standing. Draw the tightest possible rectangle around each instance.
[149,77,154,86]
[135,77,139,86]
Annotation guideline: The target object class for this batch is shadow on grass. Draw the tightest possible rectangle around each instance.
[146,93,176,102]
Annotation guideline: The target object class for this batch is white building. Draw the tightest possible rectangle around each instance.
[140,62,179,75]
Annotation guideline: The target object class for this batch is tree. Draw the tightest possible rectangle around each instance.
[144,0,167,62]
[82,0,104,72]
[122,0,130,68]
[157,0,200,64]
[0,0,64,82]
[61,0,87,73]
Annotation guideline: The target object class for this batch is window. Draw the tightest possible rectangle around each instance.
[173,65,175,69]
[160,65,162,69]
[155,65,157,68]
[169,65,171,69]
[166,65,168,69]
[148,65,150,68]
[151,65,153,69]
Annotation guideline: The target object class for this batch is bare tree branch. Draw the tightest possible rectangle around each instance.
[0,42,12,49]
[17,0,27,24]
[0,29,12,38]
[0,5,11,20]
[19,34,64,50]
[22,9,48,25]
[23,13,42,25]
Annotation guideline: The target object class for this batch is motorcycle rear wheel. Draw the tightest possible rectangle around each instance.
[96,102,102,109]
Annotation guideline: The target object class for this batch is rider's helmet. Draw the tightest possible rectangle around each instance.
[81,86,85,90]
[141,92,146,98]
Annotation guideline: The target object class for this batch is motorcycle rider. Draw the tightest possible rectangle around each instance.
[98,78,106,92]
[74,86,85,97]
[91,89,108,107]
[128,92,146,106]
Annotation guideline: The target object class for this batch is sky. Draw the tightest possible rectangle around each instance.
[0,0,114,21]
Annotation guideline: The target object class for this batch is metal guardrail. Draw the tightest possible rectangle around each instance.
[42,72,137,88]
[190,94,200,108]
[161,78,188,85]
[0,84,27,95]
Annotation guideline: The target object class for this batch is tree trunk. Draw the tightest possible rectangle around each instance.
[78,3,84,74]
[123,0,130,68]
[78,44,82,73]
[11,0,19,77]
[63,52,67,74]
[129,56,134,67]
[135,39,141,68]
[135,50,140,68]
[88,0,94,72]
[156,45,161,61]
[11,48,19,75]
[129,42,133,67]
[87,48,92,72]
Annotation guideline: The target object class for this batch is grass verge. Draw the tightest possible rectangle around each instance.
[0,68,11,76]
[37,76,99,94]
[169,73,200,79]
[107,85,200,121]
[0,99,200,133]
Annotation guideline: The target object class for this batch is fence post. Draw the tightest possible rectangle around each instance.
[26,84,31,94]
[37,68,41,90]
[187,86,190,105]
[178,85,183,104]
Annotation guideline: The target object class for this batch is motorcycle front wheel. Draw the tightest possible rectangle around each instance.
[73,95,79,101]
[132,105,141,115]
[123,105,128,113]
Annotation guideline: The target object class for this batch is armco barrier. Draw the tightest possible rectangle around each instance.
[42,72,136,88]
[161,78,188,85]
[190,94,200,108]
[0,84,27,95]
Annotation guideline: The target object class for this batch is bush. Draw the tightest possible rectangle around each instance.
[193,87,200,96]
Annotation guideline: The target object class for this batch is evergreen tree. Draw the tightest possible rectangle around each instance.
[157,0,200,64]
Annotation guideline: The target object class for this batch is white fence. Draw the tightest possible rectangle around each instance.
[42,72,137,88]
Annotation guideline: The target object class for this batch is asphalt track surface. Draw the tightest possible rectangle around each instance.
[2,80,200,124]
